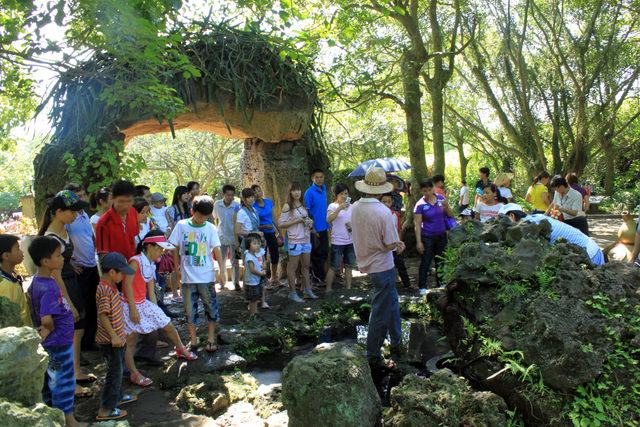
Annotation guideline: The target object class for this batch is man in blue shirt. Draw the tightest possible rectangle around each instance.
[304,169,330,285]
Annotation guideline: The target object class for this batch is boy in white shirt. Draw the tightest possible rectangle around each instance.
[169,196,226,352]
[150,192,170,234]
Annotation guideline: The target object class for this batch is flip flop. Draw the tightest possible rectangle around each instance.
[76,374,98,384]
[130,373,153,387]
[117,395,137,406]
[75,390,93,398]
[96,408,127,420]
[205,342,218,352]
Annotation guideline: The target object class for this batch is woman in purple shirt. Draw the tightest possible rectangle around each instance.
[413,178,455,294]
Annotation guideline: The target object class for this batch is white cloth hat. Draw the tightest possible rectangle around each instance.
[498,203,524,215]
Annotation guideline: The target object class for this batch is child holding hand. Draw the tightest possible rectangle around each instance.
[95,253,137,421]
[244,233,266,318]
[27,236,87,427]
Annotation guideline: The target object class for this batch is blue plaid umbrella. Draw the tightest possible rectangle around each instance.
[347,158,413,178]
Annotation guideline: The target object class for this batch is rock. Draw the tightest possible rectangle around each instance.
[175,372,258,417]
[0,327,48,407]
[0,296,24,328]
[281,342,380,427]
[265,410,289,427]
[384,369,508,427]
[157,345,246,389]
[0,398,65,427]
[438,218,640,425]
[249,384,285,419]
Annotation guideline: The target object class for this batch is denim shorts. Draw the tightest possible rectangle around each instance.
[329,243,356,270]
[288,242,312,256]
[182,282,220,326]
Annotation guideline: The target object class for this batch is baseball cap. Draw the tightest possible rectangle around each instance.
[48,190,90,211]
[498,203,524,215]
[458,208,473,217]
[101,253,136,275]
[150,192,167,203]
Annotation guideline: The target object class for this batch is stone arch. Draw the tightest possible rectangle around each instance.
[33,24,330,218]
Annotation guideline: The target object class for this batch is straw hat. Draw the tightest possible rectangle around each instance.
[495,172,515,187]
[355,167,395,194]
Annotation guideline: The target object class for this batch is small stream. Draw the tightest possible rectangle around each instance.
[247,318,451,406]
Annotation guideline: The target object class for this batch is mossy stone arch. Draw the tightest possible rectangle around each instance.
[33,24,330,218]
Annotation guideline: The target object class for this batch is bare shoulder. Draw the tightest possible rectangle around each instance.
[282,203,291,213]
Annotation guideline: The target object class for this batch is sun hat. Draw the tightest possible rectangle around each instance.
[49,190,90,211]
[143,235,175,250]
[386,174,407,192]
[101,252,136,275]
[458,208,473,217]
[495,172,515,187]
[150,192,167,203]
[355,167,395,195]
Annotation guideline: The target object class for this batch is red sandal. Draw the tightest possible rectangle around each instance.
[130,372,153,387]
[175,346,198,361]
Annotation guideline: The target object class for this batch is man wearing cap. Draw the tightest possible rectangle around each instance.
[495,172,514,203]
[500,203,603,265]
[150,192,170,234]
[351,167,406,369]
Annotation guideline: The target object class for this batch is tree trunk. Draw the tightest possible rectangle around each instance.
[551,90,563,174]
[430,84,446,175]
[603,134,614,196]
[401,53,429,181]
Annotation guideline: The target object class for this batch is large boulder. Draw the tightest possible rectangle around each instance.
[438,217,640,425]
[0,296,24,328]
[0,327,48,407]
[281,342,380,427]
[384,369,508,426]
[0,398,64,427]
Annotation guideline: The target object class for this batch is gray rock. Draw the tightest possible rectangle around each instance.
[385,369,508,427]
[157,345,246,389]
[0,327,48,407]
[0,296,24,328]
[0,398,65,427]
[282,342,380,427]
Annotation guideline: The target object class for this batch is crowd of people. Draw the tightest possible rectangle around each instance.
[0,164,631,425]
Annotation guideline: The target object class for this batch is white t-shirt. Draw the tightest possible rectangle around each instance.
[498,188,512,200]
[236,208,258,232]
[244,249,265,286]
[136,220,152,246]
[459,187,470,205]
[328,202,353,246]
[475,202,504,222]
[168,219,221,284]
[150,206,169,232]
[90,214,101,225]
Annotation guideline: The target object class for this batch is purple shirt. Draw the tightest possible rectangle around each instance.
[28,275,74,347]
[570,184,588,197]
[414,194,447,235]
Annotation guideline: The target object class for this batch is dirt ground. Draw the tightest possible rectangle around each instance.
[71,215,627,426]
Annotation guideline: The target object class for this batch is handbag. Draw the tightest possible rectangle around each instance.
[445,215,458,230]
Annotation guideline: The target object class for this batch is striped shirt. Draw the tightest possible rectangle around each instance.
[95,280,126,344]
[524,215,604,265]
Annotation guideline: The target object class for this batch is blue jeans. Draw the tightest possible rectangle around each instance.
[100,344,125,410]
[182,282,220,326]
[42,344,75,415]
[419,233,448,289]
[366,268,402,362]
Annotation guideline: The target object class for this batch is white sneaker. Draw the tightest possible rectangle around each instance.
[419,288,428,296]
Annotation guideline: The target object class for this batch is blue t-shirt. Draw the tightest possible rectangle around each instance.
[244,250,265,286]
[413,194,447,236]
[253,198,276,234]
[304,184,329,232]
[28,275,74,347]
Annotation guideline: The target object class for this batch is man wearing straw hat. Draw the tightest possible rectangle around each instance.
[352,167,406,370]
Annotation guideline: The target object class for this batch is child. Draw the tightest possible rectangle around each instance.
[381,193,416,290]
[0,234,33,327]
[96,253,137,421]
[122,229,197,387]
[149,193,170,234]
[244,233,266,318]
[27,236,86,427]
[169,196,226,352]
[458,208,474,224]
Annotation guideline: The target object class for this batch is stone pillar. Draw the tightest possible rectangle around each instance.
[240,138,332,218]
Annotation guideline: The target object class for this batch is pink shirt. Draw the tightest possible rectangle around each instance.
[351,198,400,274]
[328,202,353,245]
[278,205,311,245]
